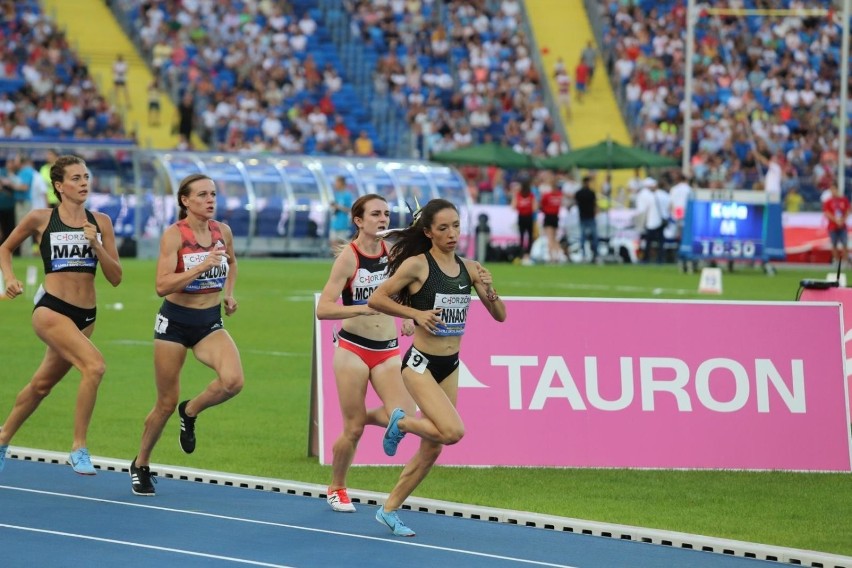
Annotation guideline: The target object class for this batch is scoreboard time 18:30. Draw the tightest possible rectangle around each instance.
[689,201,765,260]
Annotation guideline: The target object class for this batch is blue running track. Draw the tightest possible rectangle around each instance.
[0,456,844,568]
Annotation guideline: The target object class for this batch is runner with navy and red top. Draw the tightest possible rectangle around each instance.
[130,173,243,496]
[316,193,416,513]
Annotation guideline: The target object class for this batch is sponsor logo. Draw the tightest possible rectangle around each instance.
[51,231,88,244]
[356,270,387,285]
[438,294,470,306]
[184,252,209,265]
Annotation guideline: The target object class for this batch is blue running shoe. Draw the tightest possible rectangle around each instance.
[68,448,97,475]
[0,444,8,473]
[376,507,415,537]
[382,408,406,457]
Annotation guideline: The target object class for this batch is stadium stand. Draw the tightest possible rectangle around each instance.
[339,0,561,162]
[110,0,386,156]
[0,0,130,143]
[108,0,563,176]
[594,0,844,207]
[6,0,839,213]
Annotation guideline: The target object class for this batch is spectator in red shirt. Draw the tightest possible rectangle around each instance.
[575,60,590,103]
[332,114,351,144]
[510,178,537,257]
[538,175,565,262]
[823,182,850,267]
[318,91,336,116]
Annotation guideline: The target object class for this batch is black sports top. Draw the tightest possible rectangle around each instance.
[409,251,472,337]
[40,208,101,275]
[342,241,389,306]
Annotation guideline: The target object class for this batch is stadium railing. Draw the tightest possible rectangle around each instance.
[0,142,473,259]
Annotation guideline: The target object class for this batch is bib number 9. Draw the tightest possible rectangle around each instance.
[406,346,429,374]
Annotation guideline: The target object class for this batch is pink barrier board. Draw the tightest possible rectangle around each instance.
[314,296,851,470]
[800,288,852,426]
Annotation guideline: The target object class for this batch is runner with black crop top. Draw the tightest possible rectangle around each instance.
[0,155,122,476]
[367,198,506,537]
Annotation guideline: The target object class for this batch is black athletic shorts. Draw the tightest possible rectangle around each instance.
[401,345,459,384]
[154,299,223,347]
[34,290,97,330]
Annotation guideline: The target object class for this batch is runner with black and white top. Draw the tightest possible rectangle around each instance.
[367,198,507,537]
[0,155,122,476]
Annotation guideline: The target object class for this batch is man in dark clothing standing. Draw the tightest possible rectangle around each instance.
[574,175,599,263]
[176,91,195,146]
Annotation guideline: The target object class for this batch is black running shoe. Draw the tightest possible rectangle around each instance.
[130,458,155,496]
[178,400,196,454]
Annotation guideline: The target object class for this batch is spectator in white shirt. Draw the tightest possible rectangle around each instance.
[635,177,670,263]
[668,171,693,241]
[37,102,61,130]
[298,13,317,37]
[261,110,284,141]
[56,107,77,132]
[10,116,33,139]
[546,134,567,157]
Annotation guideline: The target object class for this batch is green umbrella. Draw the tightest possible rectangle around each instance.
[430,142,537,169]
[539,140,678,171]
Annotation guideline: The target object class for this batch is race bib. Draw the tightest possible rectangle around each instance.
[406,346,429,374]
[432,292,470,336]
[154,313,169,334]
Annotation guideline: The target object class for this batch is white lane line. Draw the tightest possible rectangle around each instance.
[0,485,577,567]
[0,524,294,567]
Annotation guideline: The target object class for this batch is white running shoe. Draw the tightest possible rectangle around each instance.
[327,487,357,512]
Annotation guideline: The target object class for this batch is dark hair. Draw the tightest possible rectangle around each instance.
[177,173,213,219]
[387,198,458,305]
[50,155,87,203]
[519,178,531,196]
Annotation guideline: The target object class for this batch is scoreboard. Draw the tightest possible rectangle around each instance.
[690,201,765,259]
[678,190,785,262]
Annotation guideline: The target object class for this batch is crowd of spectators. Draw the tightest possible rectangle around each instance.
[107,0,566,205]
[0,0,129,142]
[116,0,377,156]
[341,0,564,203]
[4,0,843,212]
[346,0,561,161]
[597,0,847,205]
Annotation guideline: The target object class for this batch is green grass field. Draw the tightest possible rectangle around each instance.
[1,258,850,556]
